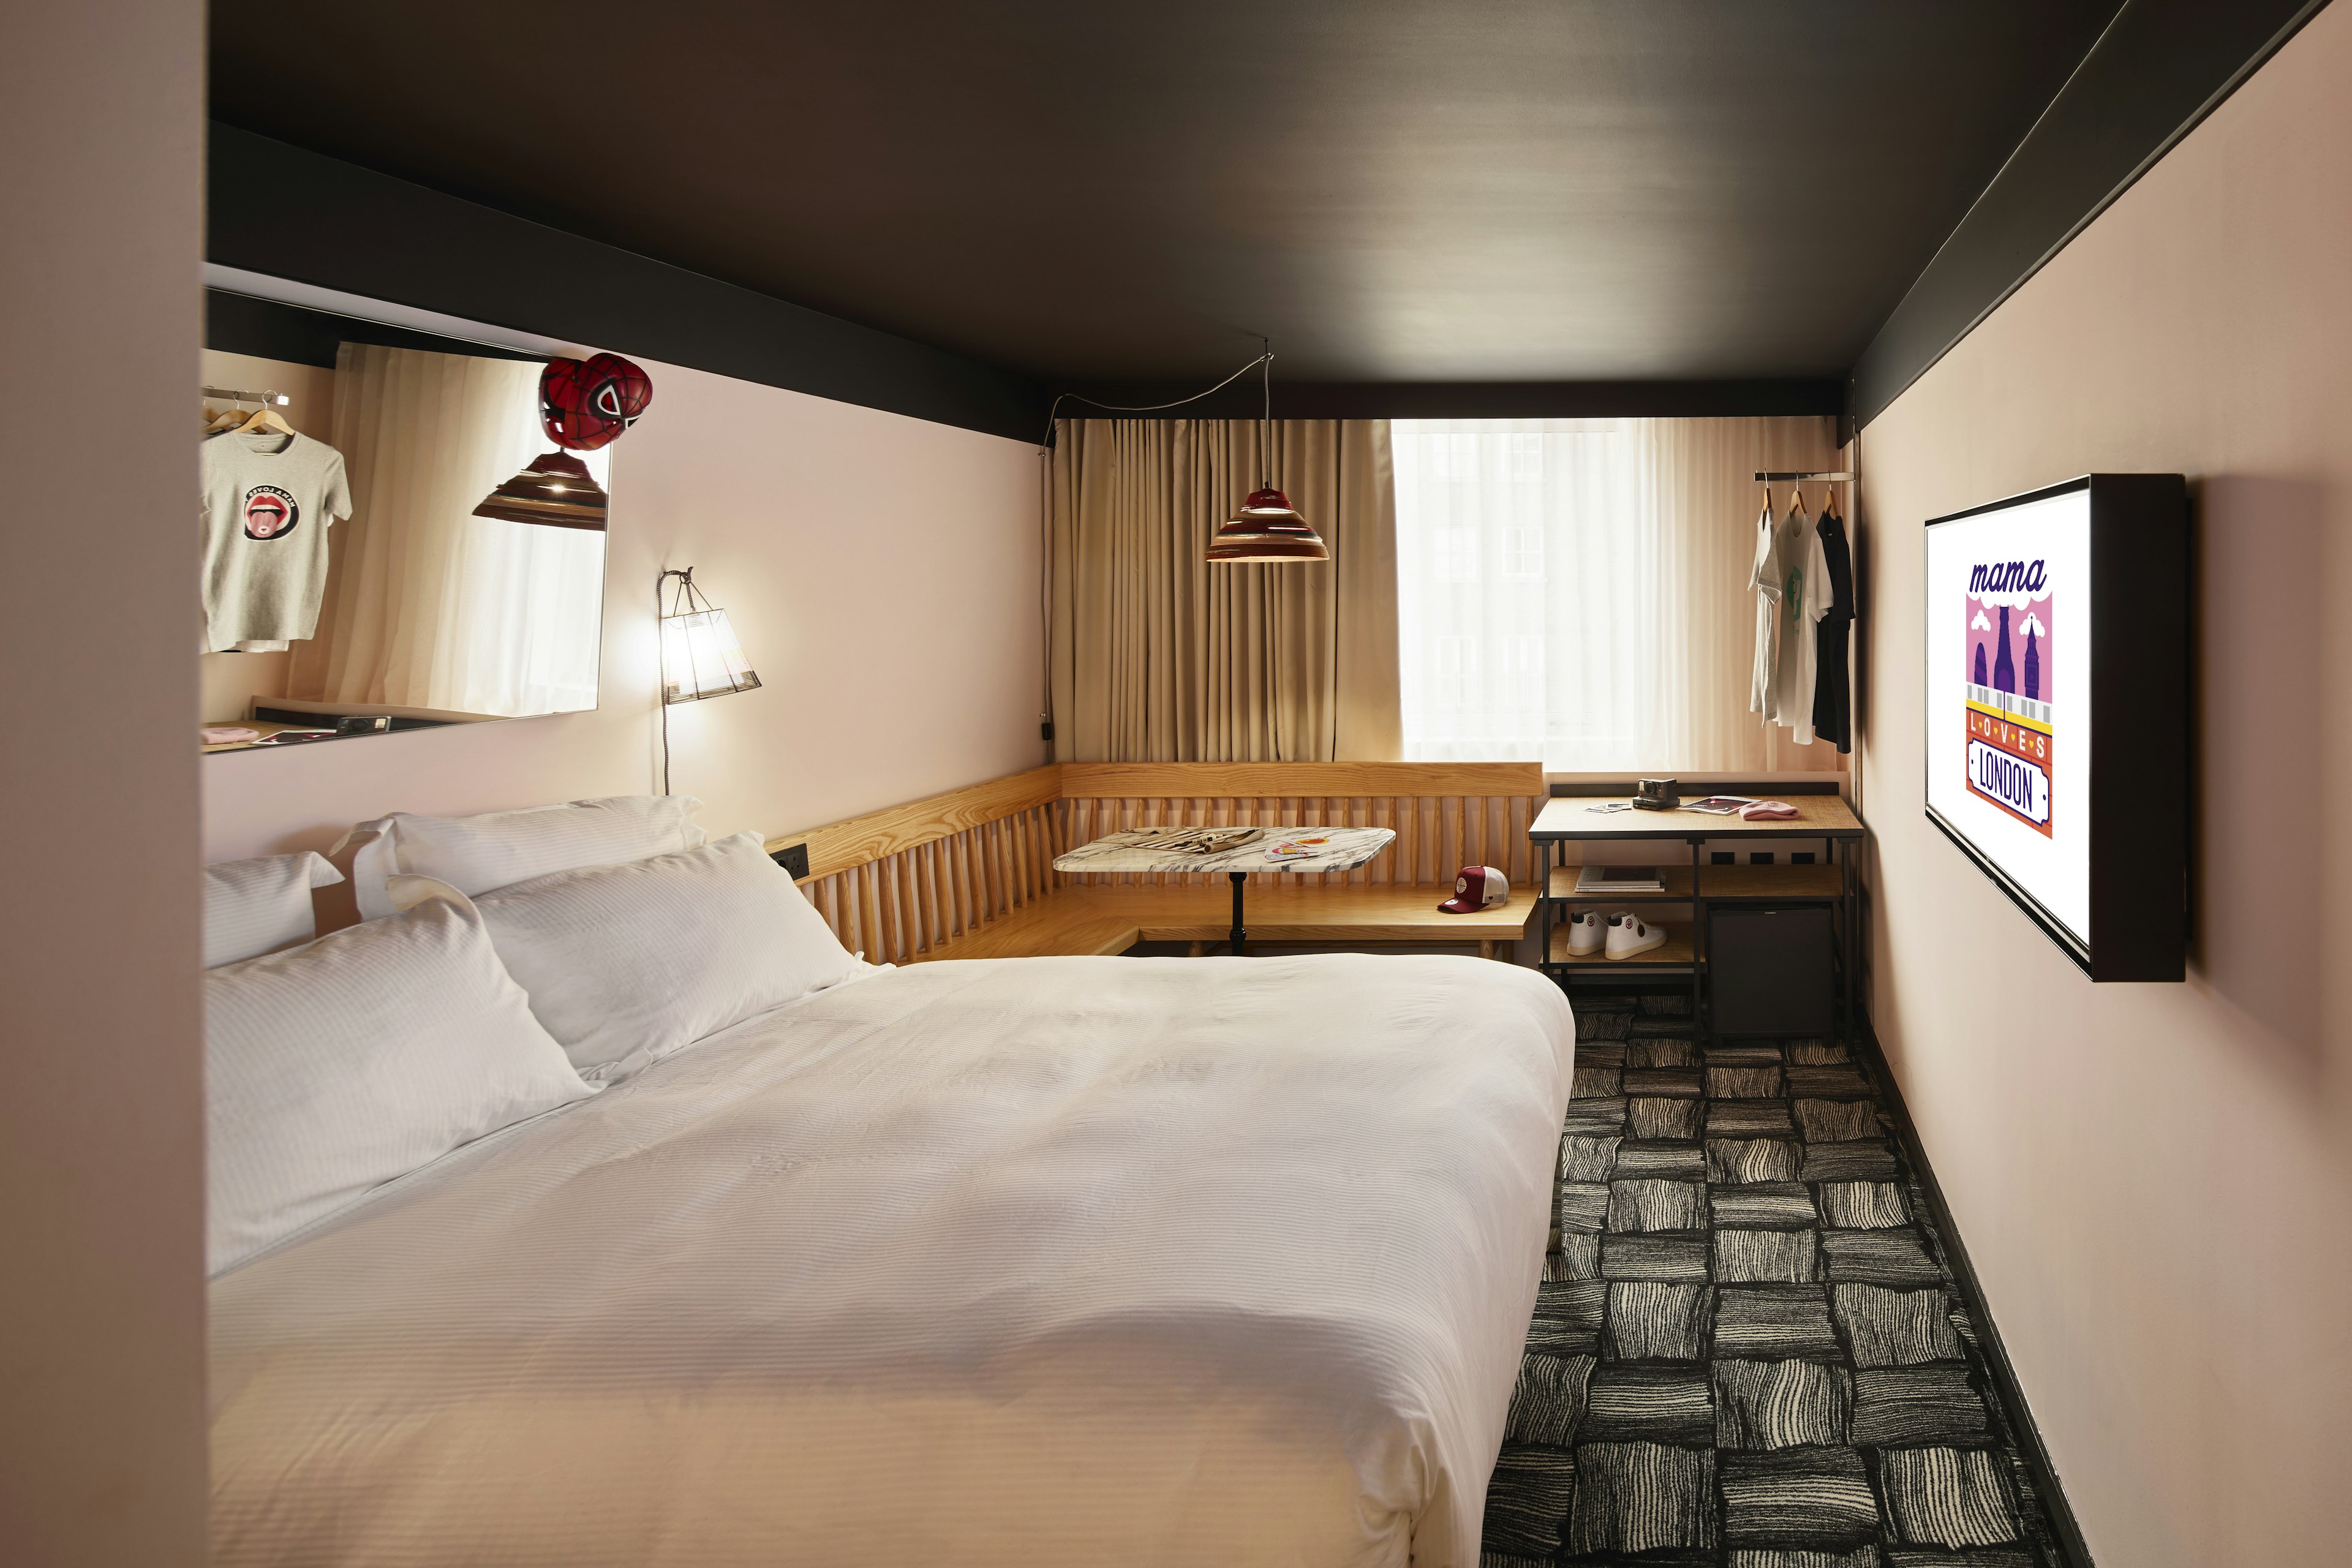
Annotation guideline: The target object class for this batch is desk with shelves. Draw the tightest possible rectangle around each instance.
[1531,791,1866,1038]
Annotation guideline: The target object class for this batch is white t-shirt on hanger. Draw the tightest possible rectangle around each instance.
[201,431,353,653]
[1746,499,1782,719]
[1769,498,1833,745]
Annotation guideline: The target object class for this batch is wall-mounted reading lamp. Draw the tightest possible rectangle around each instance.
[659,568,761,704]
[657,567,761,793]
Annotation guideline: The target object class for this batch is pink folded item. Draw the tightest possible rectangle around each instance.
[202,725,262,744]
[1740,800,1800,821]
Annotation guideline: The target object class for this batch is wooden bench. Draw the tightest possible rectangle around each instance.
[767,762,1544,965]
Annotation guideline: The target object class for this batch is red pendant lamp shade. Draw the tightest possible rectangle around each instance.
[1207,486,1329,562]
[1205,350,1330,564]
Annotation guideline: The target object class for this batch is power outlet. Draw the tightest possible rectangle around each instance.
[772,842,811,880]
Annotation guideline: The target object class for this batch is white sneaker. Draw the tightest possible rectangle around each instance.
[1564,911,1605,955]
[1605,912,1668,960]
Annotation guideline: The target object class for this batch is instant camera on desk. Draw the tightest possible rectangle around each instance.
[1530,779,1864,1039]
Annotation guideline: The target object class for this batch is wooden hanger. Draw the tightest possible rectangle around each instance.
[233,404,295,437]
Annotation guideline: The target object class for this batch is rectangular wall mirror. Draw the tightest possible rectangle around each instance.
[200,285,609,756]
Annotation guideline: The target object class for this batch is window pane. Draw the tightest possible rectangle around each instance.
[1395,418,1655,768]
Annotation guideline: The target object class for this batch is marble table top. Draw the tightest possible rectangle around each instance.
[1052,824,1396,876]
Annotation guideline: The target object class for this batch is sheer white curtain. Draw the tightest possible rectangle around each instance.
[1395,417,1839,772]
[294,345,605,717]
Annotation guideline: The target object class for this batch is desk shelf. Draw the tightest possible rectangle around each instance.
[1548,862,1845,902]
[1547,924,1695,968]
[1531,791,1866,1041]
[1548,865,1694,901]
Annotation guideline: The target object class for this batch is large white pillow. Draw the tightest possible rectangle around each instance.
[339,795,707,919]
[203,851,345,967]
[458,831,865,1080]
[205,896,597,1276]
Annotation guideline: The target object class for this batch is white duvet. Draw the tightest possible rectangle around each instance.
[210,954,1575,1567]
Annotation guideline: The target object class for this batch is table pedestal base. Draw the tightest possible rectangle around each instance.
[1229,872,1248,956]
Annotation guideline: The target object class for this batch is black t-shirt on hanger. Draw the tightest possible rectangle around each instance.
[1811,505,1855,753]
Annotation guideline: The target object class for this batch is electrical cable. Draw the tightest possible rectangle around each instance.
[1039,349,1271,450]
[657,570,673,794]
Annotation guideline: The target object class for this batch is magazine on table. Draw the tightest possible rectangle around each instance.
[1573,864,1665,893]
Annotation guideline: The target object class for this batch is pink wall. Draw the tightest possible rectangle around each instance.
[1853,9,2352,1564]
[0,3,210,1563]
[200,360,1043,860]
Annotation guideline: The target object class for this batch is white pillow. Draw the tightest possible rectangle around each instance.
[205,896,597,1275]
[338,795,707,919]
[464,831,865,1080]
[203,851,345,967]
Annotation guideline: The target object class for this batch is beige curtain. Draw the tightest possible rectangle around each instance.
[290,345,604,716]
[1049,418,1400,762]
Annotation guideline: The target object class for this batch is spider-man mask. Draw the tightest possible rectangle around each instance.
[540,353,653,451]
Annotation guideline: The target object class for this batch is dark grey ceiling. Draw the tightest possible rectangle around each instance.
[211,1,2127,388]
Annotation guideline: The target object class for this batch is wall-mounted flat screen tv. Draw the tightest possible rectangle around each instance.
[1923,474,2188,981]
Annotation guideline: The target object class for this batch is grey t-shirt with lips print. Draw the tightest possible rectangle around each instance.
[200,431,353,652]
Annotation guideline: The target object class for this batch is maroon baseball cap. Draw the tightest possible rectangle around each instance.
[1439,865,1510,913]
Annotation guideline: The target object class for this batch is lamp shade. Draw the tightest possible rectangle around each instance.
[472,450,609,530]
[660,604,761,703]
[1205,486,1330,562]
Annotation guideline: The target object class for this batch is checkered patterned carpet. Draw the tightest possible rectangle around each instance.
[1481,990,2073,1567]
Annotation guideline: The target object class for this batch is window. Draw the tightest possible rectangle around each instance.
[1395,419,1662,767]
[1395,415,1838,772]
[1432,527,1479,582]
[1502,525,1543,580]
[1507,432,1543,481]
[1499,634,1544,709]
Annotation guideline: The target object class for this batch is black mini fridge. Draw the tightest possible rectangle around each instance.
[1708,905,1836,1036]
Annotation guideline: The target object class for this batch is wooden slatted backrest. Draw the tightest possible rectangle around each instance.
[1054,762,1544,889]
[769,760,1546,962]
[767,766,1063,966]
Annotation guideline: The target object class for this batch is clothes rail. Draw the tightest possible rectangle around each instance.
[1753,470,1852,481]
[202,385,290,405]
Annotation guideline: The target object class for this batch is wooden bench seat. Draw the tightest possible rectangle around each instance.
[769,761,1544,967]
[902,882,1534,963]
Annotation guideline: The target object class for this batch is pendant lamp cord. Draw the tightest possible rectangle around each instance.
[1260,337,1273,489]
[1038,348,1273,450]
[658,569,676,795]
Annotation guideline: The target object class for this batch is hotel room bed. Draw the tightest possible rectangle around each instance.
[209,951,1574,1567]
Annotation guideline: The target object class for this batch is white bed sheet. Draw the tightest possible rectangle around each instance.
[209,954,1575,1567]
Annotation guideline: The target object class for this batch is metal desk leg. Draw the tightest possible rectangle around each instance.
[1841,838,1858,1042]
[1690,835,1705,1039]
[1229,872,1248,956]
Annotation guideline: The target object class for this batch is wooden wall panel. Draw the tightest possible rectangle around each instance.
[1060,761,1540,801]
[778,762,1543,958]
[767,764,1061,882]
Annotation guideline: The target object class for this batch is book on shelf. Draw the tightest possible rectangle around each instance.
[1573,864,1665,894]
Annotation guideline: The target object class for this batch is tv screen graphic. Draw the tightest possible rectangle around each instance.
[1925,484,2090,946]
[1921,475,2187,981]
